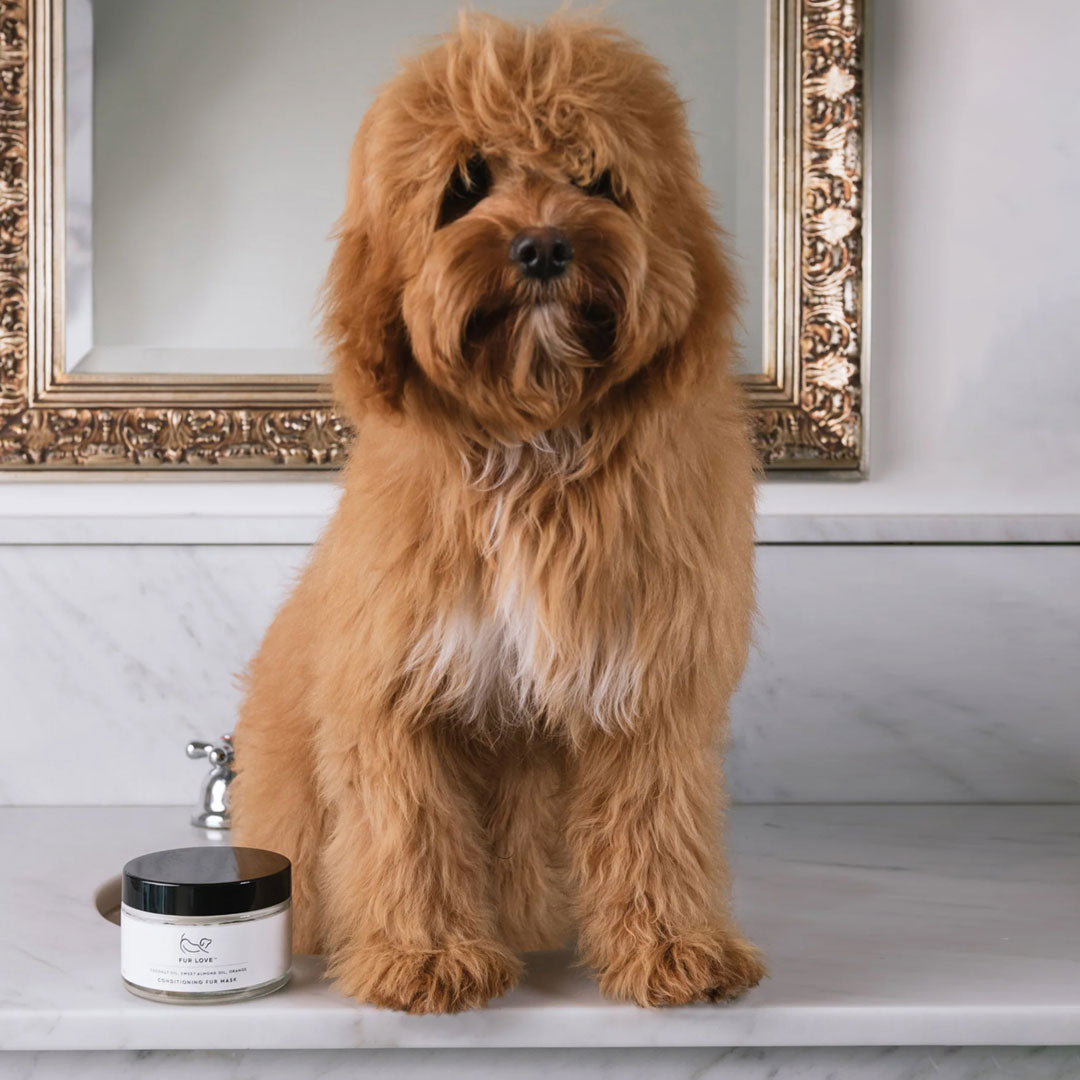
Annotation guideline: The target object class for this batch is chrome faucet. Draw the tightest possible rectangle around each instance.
[186,734,234,830]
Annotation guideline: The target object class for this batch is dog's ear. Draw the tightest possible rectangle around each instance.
[664,202,741,396]
[322,129,410,419]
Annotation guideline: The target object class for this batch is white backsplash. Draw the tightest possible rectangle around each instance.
[1,543,1075,806]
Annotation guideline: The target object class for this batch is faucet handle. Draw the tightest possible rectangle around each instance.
[186,734,234,767]
[186,734,235,830]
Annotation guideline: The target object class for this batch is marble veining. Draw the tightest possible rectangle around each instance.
[1,1046,1079,1079]
[2,805,1080,1052]
[1,544,1077,805]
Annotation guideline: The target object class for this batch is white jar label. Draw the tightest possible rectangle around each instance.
[121,903,291,994]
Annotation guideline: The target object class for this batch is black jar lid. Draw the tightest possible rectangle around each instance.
[122,846,291,917]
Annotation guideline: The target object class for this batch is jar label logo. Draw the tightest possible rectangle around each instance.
[179,933,213,955]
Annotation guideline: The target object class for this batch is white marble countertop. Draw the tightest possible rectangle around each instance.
[2,804,1079,1051]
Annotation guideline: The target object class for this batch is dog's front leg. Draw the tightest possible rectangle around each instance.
[568,719,765,1006]
[319,720,521,1013]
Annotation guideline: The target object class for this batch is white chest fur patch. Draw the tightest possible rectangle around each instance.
[405,565,643,734]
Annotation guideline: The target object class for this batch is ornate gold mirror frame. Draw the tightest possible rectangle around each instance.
[0,0,865,471]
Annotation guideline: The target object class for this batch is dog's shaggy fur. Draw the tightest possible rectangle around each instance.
[232,12,764,1013]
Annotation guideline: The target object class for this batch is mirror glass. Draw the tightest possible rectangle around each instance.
[65,0,767,379]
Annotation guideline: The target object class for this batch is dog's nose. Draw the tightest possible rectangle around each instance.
[509,227,573,281]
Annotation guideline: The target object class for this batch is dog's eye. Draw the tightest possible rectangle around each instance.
[576,170,620,205]
[437,155,492,228]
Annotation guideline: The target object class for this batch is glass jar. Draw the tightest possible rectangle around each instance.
[120,846,292,1004]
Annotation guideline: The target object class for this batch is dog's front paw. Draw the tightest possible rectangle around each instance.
[328,936,522,1014]
[595,928,765,1007]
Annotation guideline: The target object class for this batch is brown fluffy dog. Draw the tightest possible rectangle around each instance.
[232,12,764,1013]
